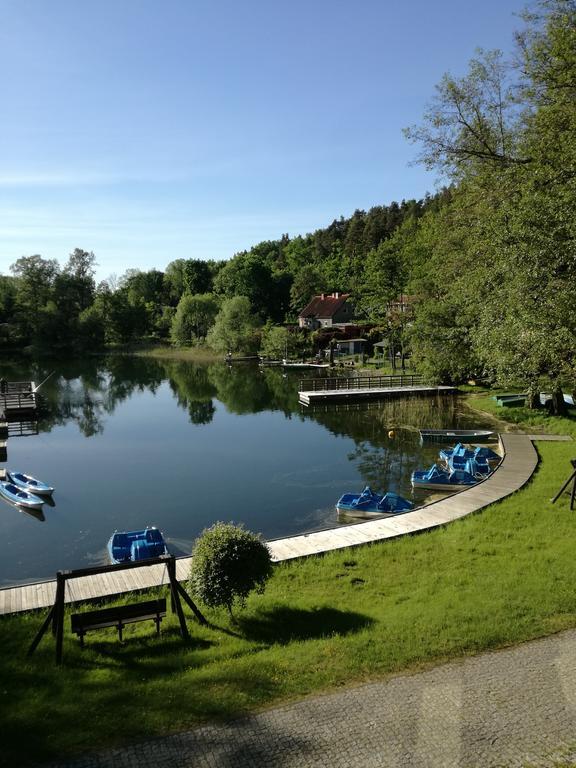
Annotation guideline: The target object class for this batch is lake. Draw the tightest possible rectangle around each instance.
[0,356,494,586]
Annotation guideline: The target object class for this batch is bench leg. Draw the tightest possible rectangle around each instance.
[118,621,123,642]
[79,631,85,648]
[155,615,162,636]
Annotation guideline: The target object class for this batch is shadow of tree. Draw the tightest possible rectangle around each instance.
[236,606,374,645]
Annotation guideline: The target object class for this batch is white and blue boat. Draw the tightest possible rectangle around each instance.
[7,471,54,496]
[411,464,478,491]
[464,457,491,478]
[336,486,413,518]
[439,444,500,463]
[108,527,168,564]
[0,480,45,510]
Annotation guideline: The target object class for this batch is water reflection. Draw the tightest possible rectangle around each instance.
[0,498,46,522]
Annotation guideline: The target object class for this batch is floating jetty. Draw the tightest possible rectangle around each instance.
[298,374,456,406]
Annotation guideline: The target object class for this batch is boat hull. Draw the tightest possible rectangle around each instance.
[0,481,45,509]
[8,471,54,496]
[420,429,496,443]
[337,506,404,519]
[411,479,476,492]
[336,489,413,517]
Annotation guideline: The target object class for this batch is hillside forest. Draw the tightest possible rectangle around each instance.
[0,0,574,410]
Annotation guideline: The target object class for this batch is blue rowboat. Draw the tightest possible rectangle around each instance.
[336,486,413,518]
[0,480,45,510]
[411,464,478,491]
[7,471,54,496]
[107,527,168,564]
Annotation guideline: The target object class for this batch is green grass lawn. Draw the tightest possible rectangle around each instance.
[470,395,576,438]
[1,435,575,765]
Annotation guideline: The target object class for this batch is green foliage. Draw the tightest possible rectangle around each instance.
[402,1,576,398]
[259,325,301,360]
[189,522,273,613]
[170,293,219,345]
[206,296,259,353]
[213,252,288,321]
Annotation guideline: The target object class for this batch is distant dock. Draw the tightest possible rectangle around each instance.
[298,373,456,406]
[0,381,38,419]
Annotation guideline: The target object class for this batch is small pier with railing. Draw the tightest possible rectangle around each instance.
[298,373,456,406]
[0,381,38,419]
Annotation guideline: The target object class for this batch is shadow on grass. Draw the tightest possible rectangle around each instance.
[236,606,374,645]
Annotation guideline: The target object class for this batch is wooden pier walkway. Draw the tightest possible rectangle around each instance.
[298,373,456,405]
[0,381,38,420]
[299,384,456,405]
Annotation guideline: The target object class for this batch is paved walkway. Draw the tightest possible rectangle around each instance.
[42,629,576,768]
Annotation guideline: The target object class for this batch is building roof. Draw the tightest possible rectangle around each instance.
[299,292,351,319]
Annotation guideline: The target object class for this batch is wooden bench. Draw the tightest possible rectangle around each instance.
[71,598,167,646]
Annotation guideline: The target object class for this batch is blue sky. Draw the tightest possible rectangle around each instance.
[0,0,526,282]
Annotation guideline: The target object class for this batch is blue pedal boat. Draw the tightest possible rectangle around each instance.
[439,443,474,462]
[336,486,413,518]
[107,527,168,564]
[411,464,478,491]
[440,444,500,464]
[7,471,54,496]
[0,480,45,510]
[464,457,491,478]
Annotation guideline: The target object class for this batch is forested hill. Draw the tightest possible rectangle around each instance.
[0,190,446,348]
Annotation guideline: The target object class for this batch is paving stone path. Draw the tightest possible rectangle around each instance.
[43,629,576,768]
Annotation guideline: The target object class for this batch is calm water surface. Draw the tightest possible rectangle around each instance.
[0,357,494,586]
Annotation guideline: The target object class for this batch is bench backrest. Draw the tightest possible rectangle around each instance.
[71,598,166,632]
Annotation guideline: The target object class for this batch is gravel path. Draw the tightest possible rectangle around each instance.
[41,629,576,768]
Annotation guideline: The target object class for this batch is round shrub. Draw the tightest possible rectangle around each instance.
[189,522,273,615]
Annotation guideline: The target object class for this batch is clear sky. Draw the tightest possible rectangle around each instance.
[0,0,527,282]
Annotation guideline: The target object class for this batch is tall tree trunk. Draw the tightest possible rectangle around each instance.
[525,380,540,410]
[549,382,567,416]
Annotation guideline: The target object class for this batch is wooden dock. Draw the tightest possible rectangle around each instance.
[0,381,38,420]
[0,432,565,617]
[298,373,456,405]
[299,384,456,405]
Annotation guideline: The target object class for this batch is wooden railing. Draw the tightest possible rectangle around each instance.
[299,373,425,392]
[2,381,34,393]
[0,391,38,411]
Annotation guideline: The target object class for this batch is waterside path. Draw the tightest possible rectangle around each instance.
[0,432,571,616]
[42,627,576,768]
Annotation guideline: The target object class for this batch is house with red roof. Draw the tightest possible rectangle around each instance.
[298,292,355,330]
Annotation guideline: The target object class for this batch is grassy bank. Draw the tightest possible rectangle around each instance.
[469,394,576,439]
[2,438,575,765]
[131,344,224,362]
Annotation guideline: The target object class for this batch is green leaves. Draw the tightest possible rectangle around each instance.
[189,522,273,614]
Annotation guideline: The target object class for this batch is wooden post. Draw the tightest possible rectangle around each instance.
[54,571,66,664]
[174,581,207,625]
[27,603,56,657]
[166,557,190,640]
[551,461,576,511]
